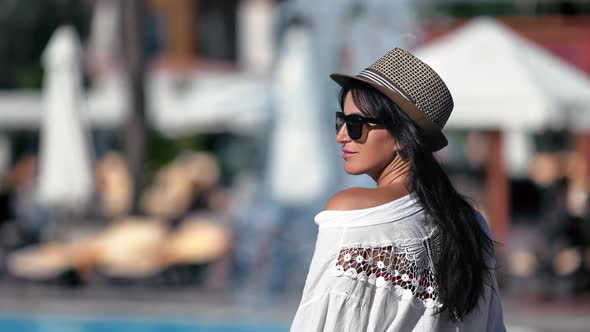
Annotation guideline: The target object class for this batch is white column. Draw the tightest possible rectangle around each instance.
[237,0,277,74]
[503,128,533,178]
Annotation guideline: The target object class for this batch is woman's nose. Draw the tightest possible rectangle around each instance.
[336,124,351,143]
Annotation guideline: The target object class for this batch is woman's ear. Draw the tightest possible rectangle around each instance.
[394,146,408,159]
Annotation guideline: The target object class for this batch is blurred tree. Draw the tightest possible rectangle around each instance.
[534,129,573,153]
[0,0,91,90]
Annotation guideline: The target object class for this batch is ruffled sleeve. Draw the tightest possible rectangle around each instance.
[290,286,439,332]
[290,290,371,332]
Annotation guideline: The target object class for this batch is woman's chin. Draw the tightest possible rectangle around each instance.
[343,163,367,175]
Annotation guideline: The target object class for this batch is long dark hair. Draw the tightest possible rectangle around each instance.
[338,81,496,322]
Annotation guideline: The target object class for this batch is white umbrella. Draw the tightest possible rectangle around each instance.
[267,25,331,206]
[37,26,94,208]
[414,17,590,176]
[414,17,590,131]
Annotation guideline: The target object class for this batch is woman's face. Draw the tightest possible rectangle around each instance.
[337,92,398,177]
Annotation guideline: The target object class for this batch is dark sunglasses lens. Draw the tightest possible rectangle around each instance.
[335,112,364,140]
[347,122,362,139]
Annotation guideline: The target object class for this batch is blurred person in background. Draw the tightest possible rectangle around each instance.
[95,152,132,219]
[7,155,48,248]
[531,152,590,296]
[290,48,505,331]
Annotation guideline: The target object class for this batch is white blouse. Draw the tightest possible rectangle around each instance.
[290,194,506,332]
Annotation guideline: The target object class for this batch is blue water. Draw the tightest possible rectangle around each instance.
[0,314,289,332]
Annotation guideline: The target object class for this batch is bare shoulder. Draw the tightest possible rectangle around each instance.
[324,188,371,211]
[324,187,406,211]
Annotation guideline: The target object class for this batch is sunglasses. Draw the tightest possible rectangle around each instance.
[335,111,383,140]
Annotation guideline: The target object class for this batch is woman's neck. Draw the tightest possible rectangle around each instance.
[372,155,412,189]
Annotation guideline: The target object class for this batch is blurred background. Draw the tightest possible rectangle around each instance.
[0,0,589,331]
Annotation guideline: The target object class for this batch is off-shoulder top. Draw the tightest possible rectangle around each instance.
[290,193,506,332]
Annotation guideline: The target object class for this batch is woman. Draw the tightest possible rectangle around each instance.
[290,48,505,331]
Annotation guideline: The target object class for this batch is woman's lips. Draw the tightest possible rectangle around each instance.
[342,150,357,159]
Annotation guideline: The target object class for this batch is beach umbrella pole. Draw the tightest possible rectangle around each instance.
[121,0,147,214]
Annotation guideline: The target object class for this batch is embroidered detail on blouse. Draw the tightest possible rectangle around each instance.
[332,231,442,308]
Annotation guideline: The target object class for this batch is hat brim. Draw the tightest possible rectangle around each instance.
[330,73,448,152]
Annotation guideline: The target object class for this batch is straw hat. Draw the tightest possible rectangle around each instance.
[331,47,454,151]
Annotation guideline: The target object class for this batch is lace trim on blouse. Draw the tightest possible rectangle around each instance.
[331,228,442,308]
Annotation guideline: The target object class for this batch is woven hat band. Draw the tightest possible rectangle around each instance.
[357,69,415,105]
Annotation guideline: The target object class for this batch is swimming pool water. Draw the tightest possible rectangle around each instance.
[0,314,289,332]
